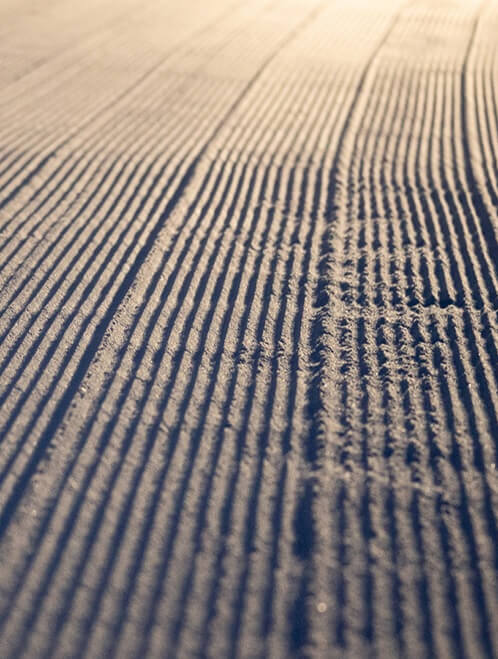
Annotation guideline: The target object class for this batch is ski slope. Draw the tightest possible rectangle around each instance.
[0,0,498,657]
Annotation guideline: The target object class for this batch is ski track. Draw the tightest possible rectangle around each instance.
[1,0,498,657]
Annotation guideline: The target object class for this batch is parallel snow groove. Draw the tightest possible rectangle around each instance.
[1,1,498,658]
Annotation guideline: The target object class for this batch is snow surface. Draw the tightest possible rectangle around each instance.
[0,0,498,657]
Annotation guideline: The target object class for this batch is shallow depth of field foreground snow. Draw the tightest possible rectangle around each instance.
[0,0,498,657]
